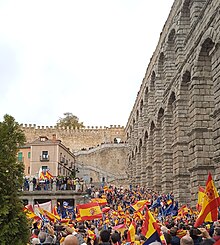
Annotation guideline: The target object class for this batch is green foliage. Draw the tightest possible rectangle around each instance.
[56,112,84,129]
[0,114,29,244]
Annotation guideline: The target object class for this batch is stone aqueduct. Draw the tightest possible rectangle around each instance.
[125,0,220,204]
[20,0,220,205]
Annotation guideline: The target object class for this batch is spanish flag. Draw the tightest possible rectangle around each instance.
[76,202,102,221]
[43,209,61,222]
[23,204,41,221]
[131,200,150,212]
[194,173,220,227]
[141,207,166,245]
[112,223,126,234]
[91,198,107,206]
[196,186,205,212]
[127,220,136,242]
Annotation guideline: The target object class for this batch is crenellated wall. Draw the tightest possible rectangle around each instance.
[21,124,126,152]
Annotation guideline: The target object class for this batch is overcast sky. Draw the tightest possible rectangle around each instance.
[0,0,174,127]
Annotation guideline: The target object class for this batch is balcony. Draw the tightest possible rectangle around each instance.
[60,157,65,163]
[40,155,50,161]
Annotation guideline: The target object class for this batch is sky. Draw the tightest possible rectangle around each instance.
[0,0,174,127]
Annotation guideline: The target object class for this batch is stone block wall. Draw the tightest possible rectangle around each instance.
[125,0,220,206]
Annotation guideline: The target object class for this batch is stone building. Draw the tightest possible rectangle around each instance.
[18,135,76,178]
[21,125,128,185]
[125,0,220,205]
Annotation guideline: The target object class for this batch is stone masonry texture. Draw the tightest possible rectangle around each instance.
[125,0,220,206]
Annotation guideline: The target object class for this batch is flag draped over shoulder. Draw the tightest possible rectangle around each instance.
[131,200,150,212]
[141,207,166,245]
[76,202,102,221]
[196,186,205,212]
[194,173,220,227]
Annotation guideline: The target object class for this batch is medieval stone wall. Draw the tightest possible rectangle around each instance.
[21,124,126,152]
[75,143,128,184]
[125,0,220,205]
[21,124,128,184]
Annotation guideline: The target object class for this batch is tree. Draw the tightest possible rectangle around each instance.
[56,112,85,129]
[0,114,29,244]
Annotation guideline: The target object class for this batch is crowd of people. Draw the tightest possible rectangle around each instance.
[26,185,220,245]
[23,176,84,192]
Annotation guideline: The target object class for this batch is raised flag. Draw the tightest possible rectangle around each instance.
[141,207,166,245]
[127,221,136,242]
[196,186,205,212]
[91,198,107,206]
[194,173,220,227]
[76,202,102,221]
[23,204,41,221]
[112,223,126,234]
[131,200,150,212]
[166,199,172,205]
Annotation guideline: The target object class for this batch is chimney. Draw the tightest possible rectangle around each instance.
[52,134,57,142]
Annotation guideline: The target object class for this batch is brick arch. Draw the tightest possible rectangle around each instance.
[158,52,165,80]
[180,0,191,29]
[181,70,191,87]
[138,138,142,152]
[157,107,165,123]
[188,35,215,201]
[150,121,155,134]
[144,130,148,143]
[136,110,139,122]
[168,91,176,107]
[150,71,156,91]
[140,99,144,117]
[132,118,135,128]
[144,87,149,103]
[167,28,176,45]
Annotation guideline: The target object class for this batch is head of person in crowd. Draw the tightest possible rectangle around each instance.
[170,227,180,245]
[99,229,111,244]
[38,231,47,243]
[111,231,121,245]
[64,235,79,245]
[163,232,172,245]
[212,226,220,241]
[180,234,194,245]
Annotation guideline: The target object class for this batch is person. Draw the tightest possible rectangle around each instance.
[37,223,57,244]
[111,232,121,245]
[212,226,220,242]
[170,227,180,245]
[180,233,194,245]
[99,229,111,245]
[63,235,79,245]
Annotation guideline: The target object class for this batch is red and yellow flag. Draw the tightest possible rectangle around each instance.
[141,207,166,245]
[91,198,107,206]
[131,200,150,212]
[76,202,102,221]
[196,186,205,212]
[194,173,220,227]
[127,220,136,242]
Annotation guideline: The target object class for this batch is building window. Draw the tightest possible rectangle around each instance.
[42,166,48,170]
[18,152,23,162]
[40,151,49,161]
[28,167,30,174]
[63,169,65,175]
[28,152,31,159]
